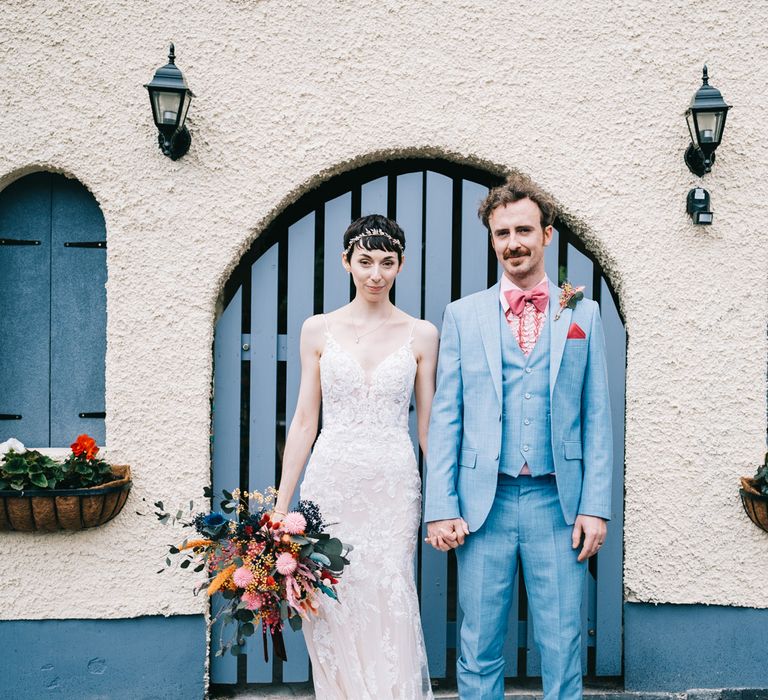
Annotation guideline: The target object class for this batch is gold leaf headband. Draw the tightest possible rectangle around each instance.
[344,228,404,258]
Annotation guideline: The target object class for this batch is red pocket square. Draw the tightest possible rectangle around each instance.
[567,322,586,339]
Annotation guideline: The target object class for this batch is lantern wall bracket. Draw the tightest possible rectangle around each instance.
[158,126,191,160]
[684,144,715,178]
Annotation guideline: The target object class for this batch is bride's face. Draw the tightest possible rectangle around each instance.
[342,246,403,301]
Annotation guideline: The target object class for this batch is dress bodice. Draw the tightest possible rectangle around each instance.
[319,331,416,440]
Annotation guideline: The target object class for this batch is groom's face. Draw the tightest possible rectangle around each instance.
[488,198,553,288]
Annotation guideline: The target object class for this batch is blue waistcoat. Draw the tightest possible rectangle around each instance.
[498,306,555,477]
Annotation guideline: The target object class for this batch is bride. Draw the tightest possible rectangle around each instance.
[273,214,438,699]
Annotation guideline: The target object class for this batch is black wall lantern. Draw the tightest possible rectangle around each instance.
[684,65,731,176]
[144,44,195,160]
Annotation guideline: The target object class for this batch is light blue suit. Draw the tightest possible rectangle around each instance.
[425,279,612,699]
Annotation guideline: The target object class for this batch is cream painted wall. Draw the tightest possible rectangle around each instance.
[0,0,766,619]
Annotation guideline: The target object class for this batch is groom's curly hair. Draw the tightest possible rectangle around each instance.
[478,173,558,231]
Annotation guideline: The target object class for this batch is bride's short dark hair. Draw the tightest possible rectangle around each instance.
[342,214,405,264]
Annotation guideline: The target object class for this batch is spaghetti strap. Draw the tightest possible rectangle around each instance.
[407,318,417,343]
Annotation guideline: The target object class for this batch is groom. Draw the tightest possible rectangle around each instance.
[425,174,612,699]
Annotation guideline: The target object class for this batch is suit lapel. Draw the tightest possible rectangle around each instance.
[477,283,502,406]
[549,280,571,398]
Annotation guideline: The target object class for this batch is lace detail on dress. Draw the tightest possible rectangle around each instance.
[299,324,433,700]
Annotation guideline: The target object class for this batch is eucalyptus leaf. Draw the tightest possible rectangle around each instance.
[288,615,303,631]
[310,552,331,567]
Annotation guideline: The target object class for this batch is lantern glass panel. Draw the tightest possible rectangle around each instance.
[151,90,183,128]
[695,110,725,145]
[686,111,698,146]
[178,92,192,130]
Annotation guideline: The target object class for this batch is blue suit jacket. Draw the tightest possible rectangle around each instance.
[424,280,613,531]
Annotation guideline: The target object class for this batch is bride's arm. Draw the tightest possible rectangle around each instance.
[413,320,440,457]
[273,316,323,516]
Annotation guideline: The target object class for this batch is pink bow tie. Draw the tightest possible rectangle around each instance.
[504,286,549,316]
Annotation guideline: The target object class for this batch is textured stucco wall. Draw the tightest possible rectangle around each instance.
[0,0,766,620]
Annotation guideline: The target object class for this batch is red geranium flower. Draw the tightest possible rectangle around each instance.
[71,434,98,460]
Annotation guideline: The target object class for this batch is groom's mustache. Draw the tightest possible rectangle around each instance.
[503,247,530,259]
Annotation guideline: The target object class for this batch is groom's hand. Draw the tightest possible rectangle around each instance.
[425,518,470,551]
[572,514,607,562]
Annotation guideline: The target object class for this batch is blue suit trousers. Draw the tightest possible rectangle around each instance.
[456,474,587,700]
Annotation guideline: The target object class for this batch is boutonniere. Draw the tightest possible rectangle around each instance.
[554,282,585,321]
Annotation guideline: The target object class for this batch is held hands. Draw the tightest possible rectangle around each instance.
[425,518,470,552]
[572,514,607,562]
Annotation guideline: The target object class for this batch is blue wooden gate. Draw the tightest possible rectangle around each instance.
[211,159,625,688]
[0,172,107,447]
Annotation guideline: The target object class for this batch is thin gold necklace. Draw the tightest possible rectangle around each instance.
[353,306,395,344]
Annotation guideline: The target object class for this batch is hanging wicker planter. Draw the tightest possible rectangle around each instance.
[0,465,132,532]
[739,476,768,533]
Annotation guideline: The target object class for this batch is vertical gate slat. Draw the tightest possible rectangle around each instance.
[394,173,423,317]
[596,278,625,676]
[246,245,279,682]
[421,171,453,677]
[324,193,352,311]
[211,287,242,684]
[545,227,560,284]
[282,213,315,683]
[395,172,423,454]
[361,176,387,215]
[461,181,488,296]
[50,176,107,446]
[566,244,594,298]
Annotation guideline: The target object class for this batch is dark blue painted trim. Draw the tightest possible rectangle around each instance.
[0,614,205,700]
[625,602,768,691]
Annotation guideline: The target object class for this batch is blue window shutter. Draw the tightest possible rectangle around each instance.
[50,175,107,446]
[0,173,52,446]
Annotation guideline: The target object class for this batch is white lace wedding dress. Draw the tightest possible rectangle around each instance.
[299,319,433,699]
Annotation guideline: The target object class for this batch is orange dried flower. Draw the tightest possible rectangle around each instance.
[207,564,236,595]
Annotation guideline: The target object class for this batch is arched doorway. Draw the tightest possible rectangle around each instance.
[211,158,626,689]
[0,172,107,447]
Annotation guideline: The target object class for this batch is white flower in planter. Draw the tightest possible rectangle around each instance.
[0,438,26,458]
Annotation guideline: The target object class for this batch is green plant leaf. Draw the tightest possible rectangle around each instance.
[29,473,48,488]
[288,615,303,631]
[241,623,255,636]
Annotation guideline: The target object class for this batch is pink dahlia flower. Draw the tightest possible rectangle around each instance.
[233,565,254,588]
[283,512,307,534]
[276,552,298,575]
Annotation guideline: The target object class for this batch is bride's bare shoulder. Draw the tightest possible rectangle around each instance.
[401,314,439,345]
[301,314,328,350]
